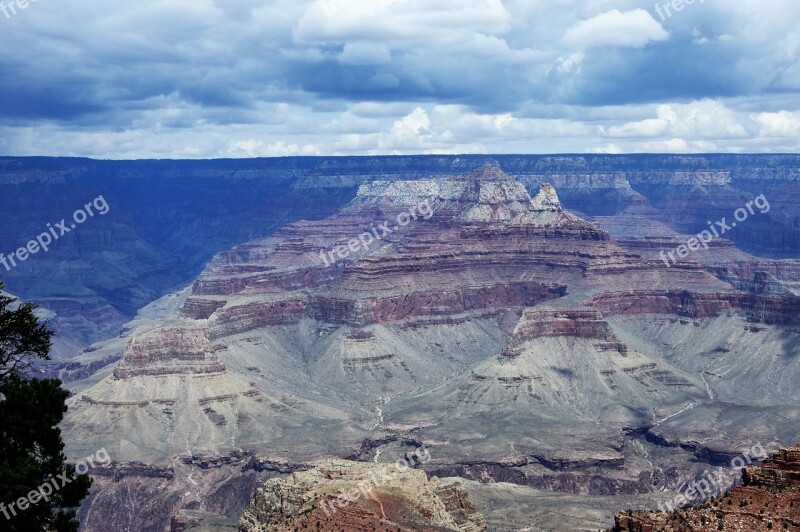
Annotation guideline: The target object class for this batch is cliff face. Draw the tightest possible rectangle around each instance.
[589,289,800,325]
[743,445,800,491]
[177,170,730,344]
[613,444,800,532]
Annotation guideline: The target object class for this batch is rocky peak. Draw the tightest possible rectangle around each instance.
[239,460,486,531]
[531,183,561,211]
[458,180,568,224]
[461,164,511,182]
[354,178,452,206]
[353,166,566,224]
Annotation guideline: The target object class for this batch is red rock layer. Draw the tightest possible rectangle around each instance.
[503,308,629,357]
[310,282,566,327]
[589,290,800,325]
[181,298,226,320]
[512,308,617,341]
[207,298,306,339]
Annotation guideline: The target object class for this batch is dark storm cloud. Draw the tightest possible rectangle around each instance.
[551,36,748,107]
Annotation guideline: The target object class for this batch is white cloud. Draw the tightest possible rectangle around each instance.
[295,0,512,44]
[390,107,431,139]
[753,111,800,137]
[603,101,749,140]
[591,143,624,154]
[563,9,669,48]
[225,140,321,157]
[640,138,690,153]
[328,104,599,155]
[553,51,584,74]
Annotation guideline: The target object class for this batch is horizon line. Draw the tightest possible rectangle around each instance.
[2,152,800,163]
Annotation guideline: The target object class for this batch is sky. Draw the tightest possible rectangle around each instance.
[0,0,798,158]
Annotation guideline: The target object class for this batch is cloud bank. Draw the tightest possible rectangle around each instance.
[0,0,798,157]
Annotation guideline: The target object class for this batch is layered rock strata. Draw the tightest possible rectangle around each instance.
[589,290,800,325]
[113,328,225,378]
[61,166,800,531]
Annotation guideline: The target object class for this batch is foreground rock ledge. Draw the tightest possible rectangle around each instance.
[238,460,486,531]
[613,444,800,532]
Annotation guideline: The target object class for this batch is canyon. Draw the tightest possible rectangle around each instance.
[2,154,799,357]
[2,156,800,530]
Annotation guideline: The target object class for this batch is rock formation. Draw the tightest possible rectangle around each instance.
[613,443,800,531]
[113,328,225,378]
[3,154,800,358]
[55,166,800,531]
[238,460,486,531]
